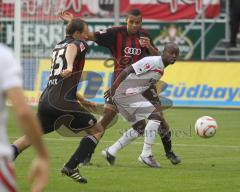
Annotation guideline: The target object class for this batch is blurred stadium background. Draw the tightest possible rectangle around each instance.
[1,1,240,191]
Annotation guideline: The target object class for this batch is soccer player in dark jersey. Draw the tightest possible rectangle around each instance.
[60,9,181,165]
[11,18,103,183]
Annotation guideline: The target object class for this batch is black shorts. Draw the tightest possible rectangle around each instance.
[37,98,97,134]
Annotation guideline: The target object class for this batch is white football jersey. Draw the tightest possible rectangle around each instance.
[0,44,22,158]
[115,56,164,96]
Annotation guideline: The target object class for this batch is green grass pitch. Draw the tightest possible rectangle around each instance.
[7,108,240,192]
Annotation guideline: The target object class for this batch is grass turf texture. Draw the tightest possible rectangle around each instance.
[8,108,240,192]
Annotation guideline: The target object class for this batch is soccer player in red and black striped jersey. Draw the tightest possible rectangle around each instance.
[11,18,103,183]
[60,9,180,166]
[88,9,159,133]
[93,19,158,81]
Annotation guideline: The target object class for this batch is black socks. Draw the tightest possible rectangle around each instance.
[11,144,20,161]
[65,136,98,169]
[158,129,172,154]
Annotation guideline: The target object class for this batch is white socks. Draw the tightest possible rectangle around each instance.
[140,120,160,157]
[108,120,160,157]
[108,128,140,156]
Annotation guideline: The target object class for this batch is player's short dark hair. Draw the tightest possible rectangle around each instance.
[164,42,179,51]
[127,9,142,17]
[66,18,87,35]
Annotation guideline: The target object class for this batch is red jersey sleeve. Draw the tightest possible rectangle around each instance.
[94,27,118,48]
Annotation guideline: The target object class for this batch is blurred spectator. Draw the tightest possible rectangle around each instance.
[229,0,240,47]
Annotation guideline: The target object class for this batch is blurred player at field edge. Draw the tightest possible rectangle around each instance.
[0,44,49,192]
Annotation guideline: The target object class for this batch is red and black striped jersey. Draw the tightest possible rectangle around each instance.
[94,26,158,80]
[45,36,88,99]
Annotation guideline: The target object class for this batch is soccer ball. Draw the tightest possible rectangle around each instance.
[195,116,217,138]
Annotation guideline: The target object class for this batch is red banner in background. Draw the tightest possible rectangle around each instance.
[0,0,220,20]
[121,0,220,20]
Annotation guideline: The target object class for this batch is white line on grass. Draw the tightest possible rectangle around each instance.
[9,136,240,149]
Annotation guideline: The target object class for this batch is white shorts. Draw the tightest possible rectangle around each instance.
[113,94,155,124]
[0,157,16,192]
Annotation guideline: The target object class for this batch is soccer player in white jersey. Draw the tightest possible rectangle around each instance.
[0,44,49,192]
[103,42,180,168]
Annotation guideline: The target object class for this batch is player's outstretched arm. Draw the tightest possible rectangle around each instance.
[6,87,49,192]
[58,11,96,41]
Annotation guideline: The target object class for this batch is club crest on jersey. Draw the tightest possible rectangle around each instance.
[79,42,85,52]
[124,47,141,55]
[138,63,151,73]
[144,63,151,69]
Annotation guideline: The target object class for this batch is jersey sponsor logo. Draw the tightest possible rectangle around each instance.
[79,42,85,52]
[124,47,141,55]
